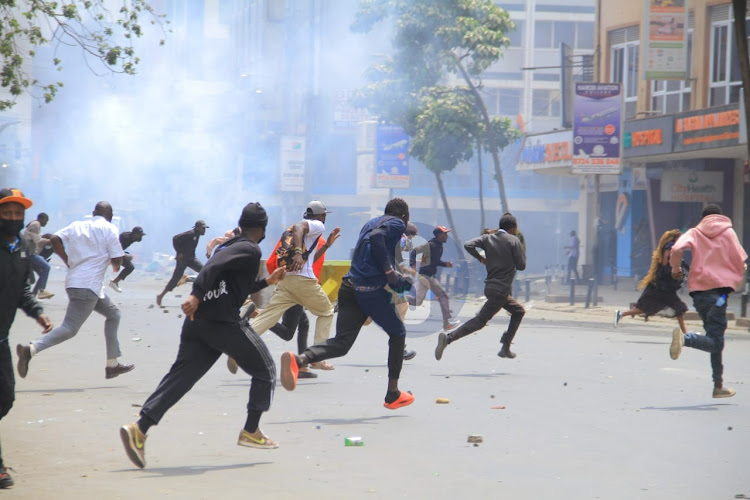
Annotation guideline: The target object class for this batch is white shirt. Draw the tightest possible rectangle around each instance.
[290,219,324,279]
[56,216,124,297]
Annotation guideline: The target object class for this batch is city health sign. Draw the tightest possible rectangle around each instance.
[572,83,622,175]
[376,125,410,188]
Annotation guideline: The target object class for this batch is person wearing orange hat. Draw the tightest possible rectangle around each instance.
[0,188,53,488]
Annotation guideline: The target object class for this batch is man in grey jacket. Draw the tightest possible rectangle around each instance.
[435,213,526,360]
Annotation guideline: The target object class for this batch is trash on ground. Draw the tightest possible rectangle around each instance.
[467,435,483,444]
[435,398,450,404]
[491,406,506,410]
[345,436,364,446]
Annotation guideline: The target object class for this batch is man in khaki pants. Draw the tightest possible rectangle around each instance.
[251,201,339,370]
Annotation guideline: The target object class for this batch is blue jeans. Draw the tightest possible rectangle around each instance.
[29,254,50,294]
[684,290,728,386]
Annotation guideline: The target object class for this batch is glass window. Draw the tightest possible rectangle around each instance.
[532,89,560,117]
[535,21,553,48]
[709,13,745,106]
[554,22,575,48]
[499,88,522,116]
[610,37,639,119]
[509,20,524,47]
[576,22,594,49]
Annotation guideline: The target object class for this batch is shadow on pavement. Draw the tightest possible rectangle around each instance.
[430,372,509,378]
[640,404,735,412]
[272,415,408,426]
[113,462,268,477]
[17,386,128,394]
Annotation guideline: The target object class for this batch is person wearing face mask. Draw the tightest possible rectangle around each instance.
[0,188,53,489]
[16,201,133,381]
[119,202,286,469]
[156,220,209,307]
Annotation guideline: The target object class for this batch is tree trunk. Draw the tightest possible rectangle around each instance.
[434,171,465,259]
[477,139,486,232]
[452,52,509,214]
[732,0,750,160]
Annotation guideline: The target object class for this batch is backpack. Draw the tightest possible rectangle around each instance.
[266,225,320,273]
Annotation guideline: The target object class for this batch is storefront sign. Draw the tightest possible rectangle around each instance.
[280,136,305,192]
[660,170,724,203]
[623,115,672,158]
[572,83,622,174]
[643,0,689,80]
[673,105,741,152]
[516,130,573,170]
[375,125,410,188]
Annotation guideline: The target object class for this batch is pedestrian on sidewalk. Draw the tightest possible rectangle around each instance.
[279,198,416,410]
[668,203,747,398]
[435,213,526,361]
[109,226,145,293]
[0,188,52,489]
[22,212,54,299]
[16,202,133,380]
[408,225,461,331]
[614,229,688,332]
[156,220,208,306]
[119,202,286,469]
[564,230,580,284]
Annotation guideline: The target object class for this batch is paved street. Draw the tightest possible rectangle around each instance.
[3,274,749,499]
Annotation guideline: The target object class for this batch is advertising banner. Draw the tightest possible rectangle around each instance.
[673,104,741,152]
[660,170,724,203]
[517,130,573,171]
[280,136,305,192]
[643,0,689,80]
[572,83,622,174]
[375,125,410,188]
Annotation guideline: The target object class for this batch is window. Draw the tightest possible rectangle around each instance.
[535,21,594,49]
[651,30,693,114]
[709,5,749,106]
[532,89,561,117]
[610,26,640,119]
[509,20,524,47]
[481,88,523,117]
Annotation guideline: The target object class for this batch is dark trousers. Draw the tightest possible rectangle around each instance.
[270,304,309,354]
[566,255,580,283]
[685,290,729,386]
[164,256,203,292]
[140,318,275,425]
[29,254,50,294]
[0,341,15,468]
[450,289,525,345]
[115,255,135,282]
[303,285,406,379]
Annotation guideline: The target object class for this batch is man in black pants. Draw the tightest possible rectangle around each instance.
[0,188,53,488]
[109,226,145,293]
[279,198,415,410]
[156,220,208,306]
[435,213,526,361]
[120,203,285,469]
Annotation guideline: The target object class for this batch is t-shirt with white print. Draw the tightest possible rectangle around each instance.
[290,219,324,279]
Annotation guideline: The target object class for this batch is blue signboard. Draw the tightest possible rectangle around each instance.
[376,125,410,188]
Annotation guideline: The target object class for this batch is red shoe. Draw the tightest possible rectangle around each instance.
[280,352,299,391]
[383,391,414,410]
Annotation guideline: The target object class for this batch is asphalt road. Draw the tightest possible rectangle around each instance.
[3,276,748,499]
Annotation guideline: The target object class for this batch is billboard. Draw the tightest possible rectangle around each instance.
[572,83,622,175]
[660,170,724,203]
[643,0,689,80]
[280,136,305,192]
[375,125,410,188]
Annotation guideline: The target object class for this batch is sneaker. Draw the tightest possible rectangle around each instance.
[435,332,448,361]
[310,361,335,370]
[712,387,736,398]
[227,356,238,375]
[669,327,683,360]
[106,363,135,379]
[498,344,516,359]
[280,352,299,391]
[37,290,54,299]
[109,281,122,293]
[443,319,461,331]
[237,428,279,449]
[120,423,147,469]
[298,367,318,379]
[0,466,13,488]
[16,344,31,378]
[403,349,417,361]
[383,390,415,410]
[613,310,622,328]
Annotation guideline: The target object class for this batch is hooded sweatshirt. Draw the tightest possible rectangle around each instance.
[669,214,747,293]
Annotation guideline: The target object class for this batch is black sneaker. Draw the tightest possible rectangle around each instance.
[0,466,13,488]
[403,349,417,361]
[106,363,135,379]
[498,344,516,359]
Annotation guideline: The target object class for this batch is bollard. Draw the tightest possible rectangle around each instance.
[524,280,531,302]
[741,292,748,318]
[569,279,576,305]
[585,278,595,308]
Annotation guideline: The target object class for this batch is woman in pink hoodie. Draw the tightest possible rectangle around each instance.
[669,203,748,398]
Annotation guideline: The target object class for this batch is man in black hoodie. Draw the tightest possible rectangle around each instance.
[120,203,285,469]
[156,220,208,306]
[435,213,526,361]
[0,188,52,488]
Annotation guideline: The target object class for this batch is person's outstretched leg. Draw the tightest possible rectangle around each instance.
[499,297,526,358]
[157,260,188,306]
[435,292,504,360]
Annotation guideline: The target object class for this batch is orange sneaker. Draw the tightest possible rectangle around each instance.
[383,391,414,410]
[280,352,299,391]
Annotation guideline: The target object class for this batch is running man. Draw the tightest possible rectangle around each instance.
[156,220,208,306]
[120,202,285,469]
[109,226,146,293]
[279,198,416,410]
[22,212,54,299]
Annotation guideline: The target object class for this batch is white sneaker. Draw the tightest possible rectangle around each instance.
[109,280,122,293]
[443,319,461,331]
[37,290,54,299]
[613,310,622,328]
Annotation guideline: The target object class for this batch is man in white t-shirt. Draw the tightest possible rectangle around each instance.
[16,202,135,380]
[251,201,338,370]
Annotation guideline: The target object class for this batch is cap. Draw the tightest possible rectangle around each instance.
[194,220,209,228]
[0,188,32,209]
[304,200,331,217]
[433,225,451,236]
[132,226,146,235]
[238,202,268,229]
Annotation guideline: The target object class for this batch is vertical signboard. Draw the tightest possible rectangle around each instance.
[375,124,410,188]
[643,0,689,80]
[280,136,305,192]
[572,83,623,174]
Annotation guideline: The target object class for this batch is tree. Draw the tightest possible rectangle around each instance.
[0,0,167,110]
[732,0,750,160]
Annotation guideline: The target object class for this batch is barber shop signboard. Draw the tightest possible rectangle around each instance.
[660,170,724,203]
